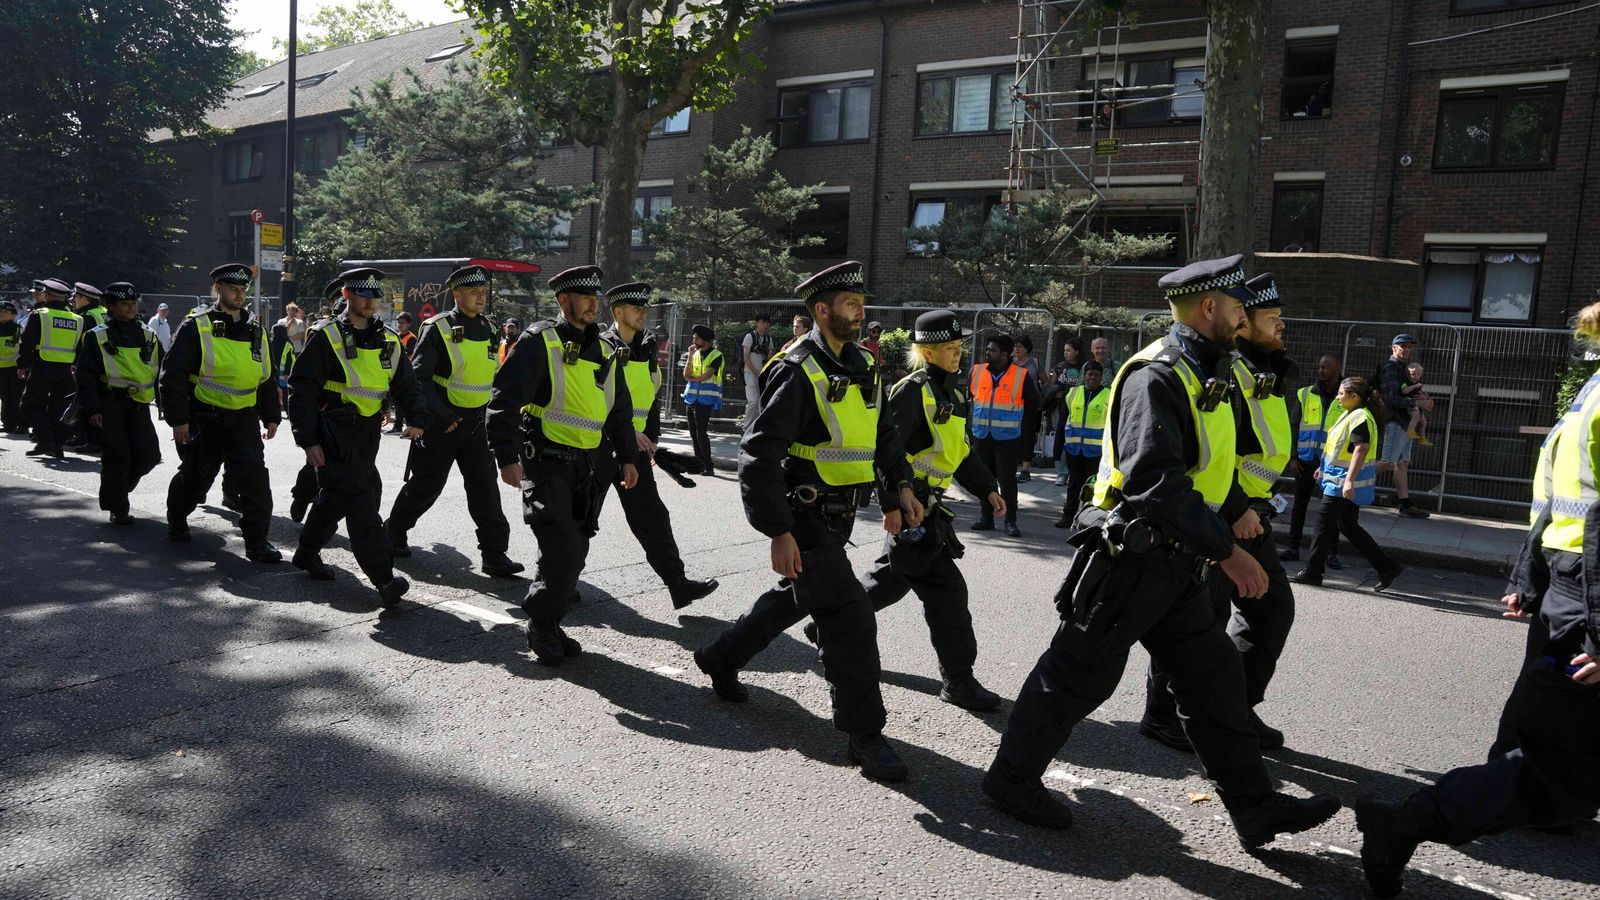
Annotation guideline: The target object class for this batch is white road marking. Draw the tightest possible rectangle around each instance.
[435,598,520,627]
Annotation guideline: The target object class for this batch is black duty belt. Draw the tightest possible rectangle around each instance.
[522,440,590,465]
[789,483,870,518]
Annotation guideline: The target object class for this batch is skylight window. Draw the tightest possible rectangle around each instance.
[426,43,467,62]
[296,72,333,89]
[242,81,283,98]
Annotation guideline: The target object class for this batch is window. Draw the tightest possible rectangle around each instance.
[792,194,850,258]
[295,130,338,175]
[1281,39,1335,118]
[295,72,333,89]
[226,214,253,260]
[777,81,872,147]
[916,69,1014,136]
[426,43,467,62]
[905,193,1001,255]
[1422,246,1542,324]
[1087,210,1187,265]
[1434,83,1563,170]
[1451,1,1573,13]
[651,108,690,137]
[1083,54,1206,128]
[632,190,672,248]
[547,212,572,251]
[242,81,282,98]
[1270,182,1323,252]
[222,140,264,183]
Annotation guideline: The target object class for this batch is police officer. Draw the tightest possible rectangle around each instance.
[852,309,1004,712]
[1356,302,1600,898]
[599,281,718,607]
[982,256,1339,844]
[693,261,925,782]
[1142,271,1297,753]
[76,282,161,524]
[19,278,82,458]
[285,279,345,523]
[384,264,523,578]
[66,282,108,453]
[161,264,282,561]
[289,267,425,606]
[487,265,638,665]
[0,299,24,433]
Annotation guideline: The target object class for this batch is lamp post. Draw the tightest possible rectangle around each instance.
[280,0,299,314]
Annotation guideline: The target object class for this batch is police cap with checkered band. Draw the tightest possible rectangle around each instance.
[796,260,874,304]
[209,263,253,286]
[606,281,653,307]
[446,264,490,292]
[548,264,604,296]
[104,282,139,302]
[340,267,386,293]
[912,310,964,345]
[1158,254,1254,304]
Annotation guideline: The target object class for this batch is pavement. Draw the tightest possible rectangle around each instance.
[1,425,1593,899]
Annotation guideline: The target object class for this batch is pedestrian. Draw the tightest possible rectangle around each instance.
[287,266,424,606]
[982,255,1340,844]
[1291,376,1404,589]
[383,264,524,579]
[276,302,308,355]
[1141,271,1296,753]
[1089,335,1117,377]
[693,260,926,782]
[1049,338,1085,486]
[968,333,1038,536]
[1280,353,1344,567]
[147,302,172,351]
[1376,334,1432,518]
[1354,303,1600,898]
[848,308,1005,712]
[599,281,719,608]
[387,311,418,433]
[75,282,161,525]
[860,320,883,363]
[1012,335,1040,483]
[740,311,775,419]
[781,313,812,353]
[0,299,24,434]
[487,265,639,665]
[19,278,82,458]
[680,324,723,474]
[65,282,108,454]
[160,263,281,562]
[1051,360,1106,527]
[498,318,521,366]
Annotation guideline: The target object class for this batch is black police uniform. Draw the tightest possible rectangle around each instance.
[286,282,346,523]
[160,303,280,556]
[288,311,427,596]
[75,309,162,522]
[0,307,24,433]
[486,310,636,663]
[384,302,518,575]
[19,291,78,455]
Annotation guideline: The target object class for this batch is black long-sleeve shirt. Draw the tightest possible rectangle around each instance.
[486,318,635,468]
[888,363,999,501]
[157,305,280,427]
[409,307,499,427]
[1378,356,1416,413]
[738,328,913,538]
[1107,325,1236,561]
[75,318,162,415]
[287,316,427,447]
[600,323,664,445]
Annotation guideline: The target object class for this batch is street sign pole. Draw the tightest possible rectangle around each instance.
[254,219,263,323]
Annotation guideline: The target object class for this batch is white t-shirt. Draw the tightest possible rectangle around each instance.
[742,331,773,379]
[146,314,172,350]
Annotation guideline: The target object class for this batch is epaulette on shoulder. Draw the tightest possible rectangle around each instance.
[308,317,336,333]
[527,319,556,335]
[1150,346,1184,367]
[424,309,454,327]
[781,340,813,365]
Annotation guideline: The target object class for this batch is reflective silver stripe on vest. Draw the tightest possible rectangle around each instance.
[325,325,396,402]
[1550,497,1591,518]
[343,385,388,400]
[1239,458,1281,486]
[440,335,492,396]
[542,408,607,430]
[1550,390,1600,515]
[813,448,875,462]
[536,329,615,430]
[1234,360,1280,460]
[198,380,255,396]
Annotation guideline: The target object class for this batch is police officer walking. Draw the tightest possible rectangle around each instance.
[161,264,281,561]
[384,264,523,579]
[982,256,1339,844]
[285,278,345,523]
[75,282,161,524]
[289,267,425,606]
[693,261,925,782]
[1142,272,1297,753]
[0,298,24,434]
[66,282,108,454]
[487,265,638,665]
[599,281,718,608]
[19,278,80,458]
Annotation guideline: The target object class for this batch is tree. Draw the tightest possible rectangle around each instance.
[0,0,238,288]
[295,63,589,294]
[231,47,276,80]
[272,0,432,56]
[1194,0,1271,258]
[459,0,775,281]
[642,128,818,302]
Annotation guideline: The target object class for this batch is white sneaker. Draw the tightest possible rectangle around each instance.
[1054,476,1068,486]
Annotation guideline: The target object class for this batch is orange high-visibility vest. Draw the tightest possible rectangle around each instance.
[969,363,1026,441]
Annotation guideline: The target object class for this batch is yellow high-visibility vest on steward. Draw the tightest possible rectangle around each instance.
[190,312,270,410]
[89,323,158,404]
[1539,370,1600,552]
[682,348,724,409]
[1319,407,1379,505]
[521,326,618,450]
[314,319,402,418]
[426,310,497,409]
[1233,357,1293,499]
[1063,384,1110,457]
[786,344,880,487]
[37,307,82,364]
[1295,384,1343,462]
[897,372,969,490]
[1093,337,1236,511]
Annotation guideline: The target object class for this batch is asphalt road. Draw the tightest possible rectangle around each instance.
[0,426,1593,899]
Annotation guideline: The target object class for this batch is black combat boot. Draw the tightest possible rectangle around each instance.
[981,758,1074,829]
[940,673,1002,711]
[1251,710,1285,750]
[481,550,525,578]
[846,733,908,782]
[693,648,748,702]
[245,541,282,564]
[527,623,577,665]
[1228,791,1341,849]
[1355,798,1419,898]
[385,520,411,558]
[669,577,718,610]
[292,550,336,581]
[377,575,409,609]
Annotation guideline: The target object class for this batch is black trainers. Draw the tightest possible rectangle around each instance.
[669,577,719,610]
[221,493,243,513]
[1290,571,1322,586]
[1376,564,1405,592]
[378,575,410,609]
[846,733,908,782]
[245,541,283,564]
[292,551,336,581]
[981,762,1074,829]
[1138,718,1194,754]
[940,674,1002,711]
[527,623,570,666]
[1355,798,1417,898]
[693,648,748,702]
[385,521,411,558]
[481,550,526,578]
[1229,792,1341,849]
[1251,710,1285,750]
[1278,547,1301,562]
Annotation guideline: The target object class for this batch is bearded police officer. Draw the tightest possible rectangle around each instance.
[384,264,523,578]
[487,265,638,665]
[19,278,80,458]
[982,256,1339,845]
[289,267,425,606]
[694,261,926,782]
[1142,271,1298,753]
[600,281,718,608]
[76,282,162,524]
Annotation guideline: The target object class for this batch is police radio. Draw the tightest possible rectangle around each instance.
[561,341,581,365]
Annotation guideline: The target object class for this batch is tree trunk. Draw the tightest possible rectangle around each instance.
[1195,0,1270,261]
[594,114,649,281]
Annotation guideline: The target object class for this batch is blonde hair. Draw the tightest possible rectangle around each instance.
[1575,301,1600,342]
[906,344,928,371]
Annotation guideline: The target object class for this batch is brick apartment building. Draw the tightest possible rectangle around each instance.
[159,0,1600,330]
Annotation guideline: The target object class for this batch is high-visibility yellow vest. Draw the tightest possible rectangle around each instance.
[897,372,969,490]
[618,346,662,433]
[278,340,297,379]
[1063,384,1110,457]
[969,362,1026,440]
[316,321,401,417]
[1539,370,1600,552]
[788,352,879,487]
[1093,338,1236,511]
[426,311,497,409]
[682,348,724,409]
[37,307,82,364]
[89,323,158,404]
[0,328,18,368]
[1233,358,1293,499]
[1319,407,1379,505]
[1295,384,1342,462]
[522,327,617,450]
[77,305,107,336]
[190,313,270,410]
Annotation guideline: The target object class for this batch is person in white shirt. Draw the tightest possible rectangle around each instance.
[741,311,775,419]
[277,302,308,355]
[146,302,172,350]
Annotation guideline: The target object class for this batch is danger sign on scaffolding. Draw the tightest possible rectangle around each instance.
[1093,138,1120,157]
